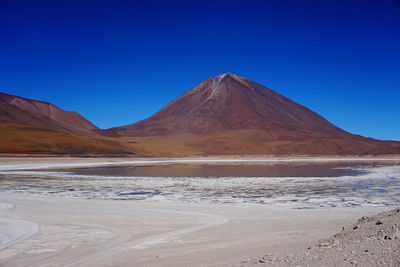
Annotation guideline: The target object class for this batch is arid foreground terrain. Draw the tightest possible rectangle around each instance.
[0,156,399,266]
[248,208,400,267]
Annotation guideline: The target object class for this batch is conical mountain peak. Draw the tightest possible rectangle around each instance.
[207,73,254,96]
[216,72,240,80]
[102,73,400,155]
[214,73,247,84]
[113,74,348,138]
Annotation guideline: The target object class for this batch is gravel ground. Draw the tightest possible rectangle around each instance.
[243,208,400,267]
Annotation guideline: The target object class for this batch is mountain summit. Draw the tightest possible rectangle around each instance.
[110,73,346,137]
[105,73,399,155]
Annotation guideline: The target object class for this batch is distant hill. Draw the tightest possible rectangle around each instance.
[0,93,132,155]
[0,92,97,135]
[0,122,133,155]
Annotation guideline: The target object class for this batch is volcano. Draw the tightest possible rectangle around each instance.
[111,73,347,137]
[106,73,400,155]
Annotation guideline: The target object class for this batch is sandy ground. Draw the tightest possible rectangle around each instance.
[0,194,391,267]
[0,156,399,266]
[249,208,400,267]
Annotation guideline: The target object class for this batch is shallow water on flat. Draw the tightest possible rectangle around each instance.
[62,163,366,178]
[0,163,399,209]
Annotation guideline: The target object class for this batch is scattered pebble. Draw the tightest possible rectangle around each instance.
[243,208,400,267]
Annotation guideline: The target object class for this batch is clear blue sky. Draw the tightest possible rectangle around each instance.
[1,0,399,140]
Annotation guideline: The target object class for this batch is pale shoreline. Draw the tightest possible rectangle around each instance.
[0,155,400,171]
[0,157,399,266]
[0,202,39,250]
[0,193,393,267]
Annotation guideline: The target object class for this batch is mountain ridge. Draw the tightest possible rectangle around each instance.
[0,92,98,135]
[0,92,134,155]
[1,73,399,155]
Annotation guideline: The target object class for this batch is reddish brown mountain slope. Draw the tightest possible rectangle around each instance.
[111,73,347,137]
[0,92,97,135]
[106,73,400,155]
[0,92,134,155]
[0,122,133,155]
